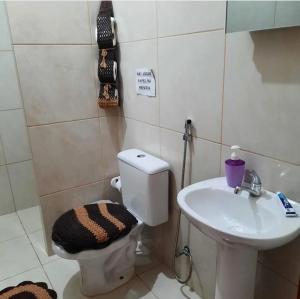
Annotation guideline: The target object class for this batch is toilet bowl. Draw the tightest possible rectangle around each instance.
[52,200,143,296]
[52,149,169,296]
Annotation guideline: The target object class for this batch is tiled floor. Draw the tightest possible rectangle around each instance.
[0,207,201,299]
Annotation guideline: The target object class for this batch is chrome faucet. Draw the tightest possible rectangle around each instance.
[234,169,262,197]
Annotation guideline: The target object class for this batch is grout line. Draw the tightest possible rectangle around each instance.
[0,107,23,112]
[0,265,42,284]
[39,177,111,198]
[219,31,227,176]
[157,27,225,40]
[27,116,100,128]
[258,261,299,288]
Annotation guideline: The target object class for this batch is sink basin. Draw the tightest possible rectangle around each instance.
[177,177,300,299]
[178,177,300,250]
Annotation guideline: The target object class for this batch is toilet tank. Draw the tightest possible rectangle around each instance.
[117,149,169,226]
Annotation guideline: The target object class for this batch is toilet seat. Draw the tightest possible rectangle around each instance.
[52,199,143,259]
[52,215,143,260]
[52,200,144,296]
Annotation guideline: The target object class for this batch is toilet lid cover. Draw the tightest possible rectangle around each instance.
[52,203,137,254]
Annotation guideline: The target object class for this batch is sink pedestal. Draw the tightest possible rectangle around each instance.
[215,243,257,299]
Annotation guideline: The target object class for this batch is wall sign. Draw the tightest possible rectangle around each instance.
[136,69,156,97]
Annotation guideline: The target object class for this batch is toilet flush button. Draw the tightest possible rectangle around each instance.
[137,154,146,158]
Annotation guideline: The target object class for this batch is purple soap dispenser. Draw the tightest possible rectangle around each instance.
[225,145,245,188]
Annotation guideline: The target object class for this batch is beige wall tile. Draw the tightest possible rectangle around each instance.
[0,165,15,215]
[120,39,159,126]
[29,119,103,195]
[0,2,11,50]
[122,118,160,156]
[259,236,300,286]
[255,264,298,299]
[221,146,300,202]
[223,29,300,164]
[157,1,226,37]
[89,1,157,44]
[7,160,39,210]
[15,45,98,126]
[0,52,22,110]
[6,1,91,44]
[114,1,157,43]
[160,128,221,211]
[0,109,32,164]
[40,179,120,254]
[158,30,225,141]
[100,116,124,179]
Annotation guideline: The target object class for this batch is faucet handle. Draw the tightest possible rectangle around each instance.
[243,169,261,185]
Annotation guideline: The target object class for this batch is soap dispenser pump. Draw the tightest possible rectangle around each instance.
[225,145,245,188]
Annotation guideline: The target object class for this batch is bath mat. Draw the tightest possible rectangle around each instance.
[0,281,57,299]
[52,203,138,254]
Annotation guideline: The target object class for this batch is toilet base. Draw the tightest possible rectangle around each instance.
[78,239,138,297]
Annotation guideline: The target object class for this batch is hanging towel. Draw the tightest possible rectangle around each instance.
[98,48,117,82]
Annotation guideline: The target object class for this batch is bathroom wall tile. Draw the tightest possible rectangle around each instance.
[39,180,108,253]
[7,160,39,210]
[160,128,221,211]
[188,225,217,299]
[0,52,22,110]
[259,235,300,286]
[158,30,225,142]
[221,146,300,202]
[157,1,226,37]
[15,45,98,126]
[6,1,91,44]
[29,119,103,195]
[0,109,32,163]
[0,166,14,215]
[120,39,159,126]
[91,1,157,44]
[100,117,124,179]
[0,2,11,50]
[223,29,300,164]
[122,118,160,156]
[255,264,298,299]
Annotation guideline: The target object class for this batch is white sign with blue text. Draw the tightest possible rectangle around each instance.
[136,68,156,97]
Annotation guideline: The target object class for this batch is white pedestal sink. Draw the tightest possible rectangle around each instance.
[177,177,300,299]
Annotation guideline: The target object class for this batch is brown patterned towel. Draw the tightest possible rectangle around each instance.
[52,203,138,254]
[0,281,57,299]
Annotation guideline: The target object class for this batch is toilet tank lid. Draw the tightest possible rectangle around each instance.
[118,149,170,175]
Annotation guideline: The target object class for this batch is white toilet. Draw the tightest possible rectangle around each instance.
[52,149,169,296]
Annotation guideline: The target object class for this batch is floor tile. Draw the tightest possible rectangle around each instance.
[28,230,60,265]
[139,265,201,299]
[0,235,40,281]
[43,258,79,299]
[0,267,51,291]
[17,206,42,233]
[0,212,25,242]
[43,258,157,299]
